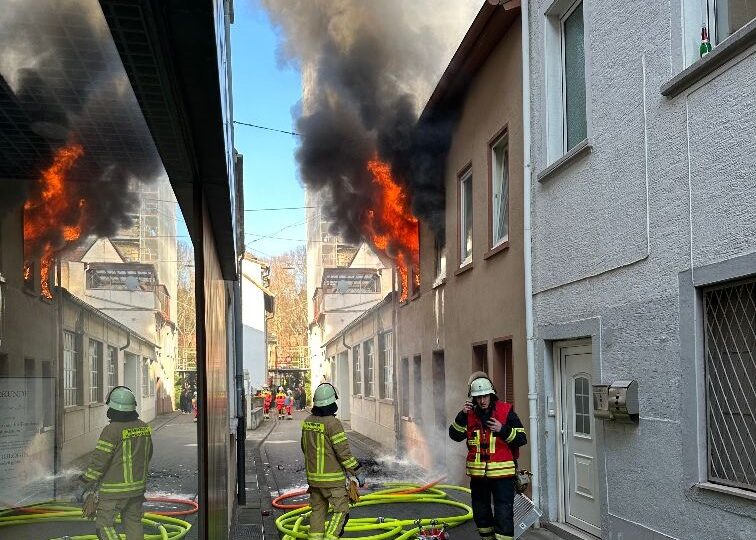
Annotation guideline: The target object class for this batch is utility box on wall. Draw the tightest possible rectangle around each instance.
[593,380,639,423]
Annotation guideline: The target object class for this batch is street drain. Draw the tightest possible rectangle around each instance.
[234,523,264,539]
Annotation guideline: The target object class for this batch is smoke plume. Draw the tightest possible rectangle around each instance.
[262,0,479,241]
[0,0,162,240]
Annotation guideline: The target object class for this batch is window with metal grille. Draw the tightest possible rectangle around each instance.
[703,278,756,492]
[107,346,118,394]
[378,332,394,399]
[89,340,103,403]
[63,331,79,407]
[352,346,362,395]
[364,339,375,397]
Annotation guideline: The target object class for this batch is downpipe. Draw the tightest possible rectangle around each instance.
[521,0,541,513]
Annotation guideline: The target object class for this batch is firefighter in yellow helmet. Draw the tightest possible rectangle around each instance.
[301,383,365,539]
[76,386,153,540]
[449,375,526,540]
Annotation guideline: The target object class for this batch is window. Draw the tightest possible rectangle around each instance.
[323,272,380,294]
[434,234,446,282]
[490,132,510,248]
[142,357,150,398]
[574,376,591,436]
[378,332,394,399]
[703,278,756,491]
[459,169,473,266]
[400,357,410,416]
[63,331,80,407]
[562,1,587,152]
[412,355,423,422]
[352,346,362,395]
[364,339,375,397]
[493,340,514,404]
[708,0,756,45]
[545,0,588,161]
[473,343,488,374]
[89,340,104,403]
[107,346,118,394]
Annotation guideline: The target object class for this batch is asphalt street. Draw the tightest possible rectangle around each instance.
[258,410,559,540]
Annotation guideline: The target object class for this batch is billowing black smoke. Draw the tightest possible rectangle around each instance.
[262,0,477,242]
[0,0,162,240]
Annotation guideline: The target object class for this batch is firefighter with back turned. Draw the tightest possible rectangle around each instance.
[301,383,365,539]
[449,373,527,540]
[76,385,153,540]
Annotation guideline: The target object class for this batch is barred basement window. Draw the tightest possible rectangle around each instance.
[703,277,756,492]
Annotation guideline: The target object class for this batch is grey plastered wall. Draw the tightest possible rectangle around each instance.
[528,0,756,538]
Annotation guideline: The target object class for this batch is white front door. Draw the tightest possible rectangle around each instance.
[557,341,601,536]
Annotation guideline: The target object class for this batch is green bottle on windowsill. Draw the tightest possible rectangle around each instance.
[700,26,712,58]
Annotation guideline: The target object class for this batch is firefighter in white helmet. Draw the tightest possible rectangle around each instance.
[301,383,365,539]
[76,386,153,540]
[449,375,526,540]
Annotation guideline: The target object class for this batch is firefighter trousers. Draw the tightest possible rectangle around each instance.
[95,495,144,540]
[470,476,515,540]
[307,485,350,539]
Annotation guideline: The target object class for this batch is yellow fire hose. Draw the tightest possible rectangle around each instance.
[0,502,192,540]
[276,483,473,540]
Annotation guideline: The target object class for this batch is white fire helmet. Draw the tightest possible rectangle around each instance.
[469,376,496,397]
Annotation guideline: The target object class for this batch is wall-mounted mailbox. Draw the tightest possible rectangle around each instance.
[608,380,639,423]
[592,384,612,420]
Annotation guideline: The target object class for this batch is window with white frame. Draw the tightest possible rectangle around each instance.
[107,346,118,394]
[702,278,756,492]
[352,346,362,395]
[545,0,588,161]
[378,332,394,399]
[459,169,473,266]
[89,340,104,403]
[364,339,375,397]
[683,1,756,67]
[63,331,80,407]
[490,132,510,247]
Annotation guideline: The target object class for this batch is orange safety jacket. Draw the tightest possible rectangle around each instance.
[263,392,272,406]
[275,392,286,408]
[465,401,517,478]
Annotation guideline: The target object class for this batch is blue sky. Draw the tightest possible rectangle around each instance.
[231,0,305,260]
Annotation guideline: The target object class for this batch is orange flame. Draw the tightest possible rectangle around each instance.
[24,144,85,298]
[364,159,419,301]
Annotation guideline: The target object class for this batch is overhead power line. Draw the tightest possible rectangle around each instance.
[245,206,314,212]
[233,120,301,137]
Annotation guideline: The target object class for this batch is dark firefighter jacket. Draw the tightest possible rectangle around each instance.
[301,414,360,487]
[449,400,527,478]
[82,419,153,499]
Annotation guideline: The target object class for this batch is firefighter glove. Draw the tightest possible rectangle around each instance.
[355,470,367,487]
[82,490,98,520]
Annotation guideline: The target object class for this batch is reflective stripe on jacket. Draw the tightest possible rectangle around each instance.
[83,419,153,499]
[466,401,516,478]
[301,414,359,487]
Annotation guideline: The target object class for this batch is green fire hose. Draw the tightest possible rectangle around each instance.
[0,502,192,540]
[276,483,473,539]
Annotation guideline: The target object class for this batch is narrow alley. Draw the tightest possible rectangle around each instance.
[242,410,560,540]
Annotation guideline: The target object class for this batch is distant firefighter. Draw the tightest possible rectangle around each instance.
[262,387,273,420]
[275,386,286,420]
[77,386,153,540]
[285,389,294,419]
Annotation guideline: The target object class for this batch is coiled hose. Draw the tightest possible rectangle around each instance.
[276,483,473,540]
[0,499,194,540]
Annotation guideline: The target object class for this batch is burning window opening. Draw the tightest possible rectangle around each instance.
[364,159,420,302]
[23,143,86,299]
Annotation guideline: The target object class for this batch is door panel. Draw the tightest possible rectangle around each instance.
[559,343,600,536]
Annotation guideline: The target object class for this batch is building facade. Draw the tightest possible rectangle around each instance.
[240,253,273,394]
[323,293,397,451]
[527,1,756,538]
[396,4,527,482]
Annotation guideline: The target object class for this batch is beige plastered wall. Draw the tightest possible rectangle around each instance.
[397,18,527,485]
